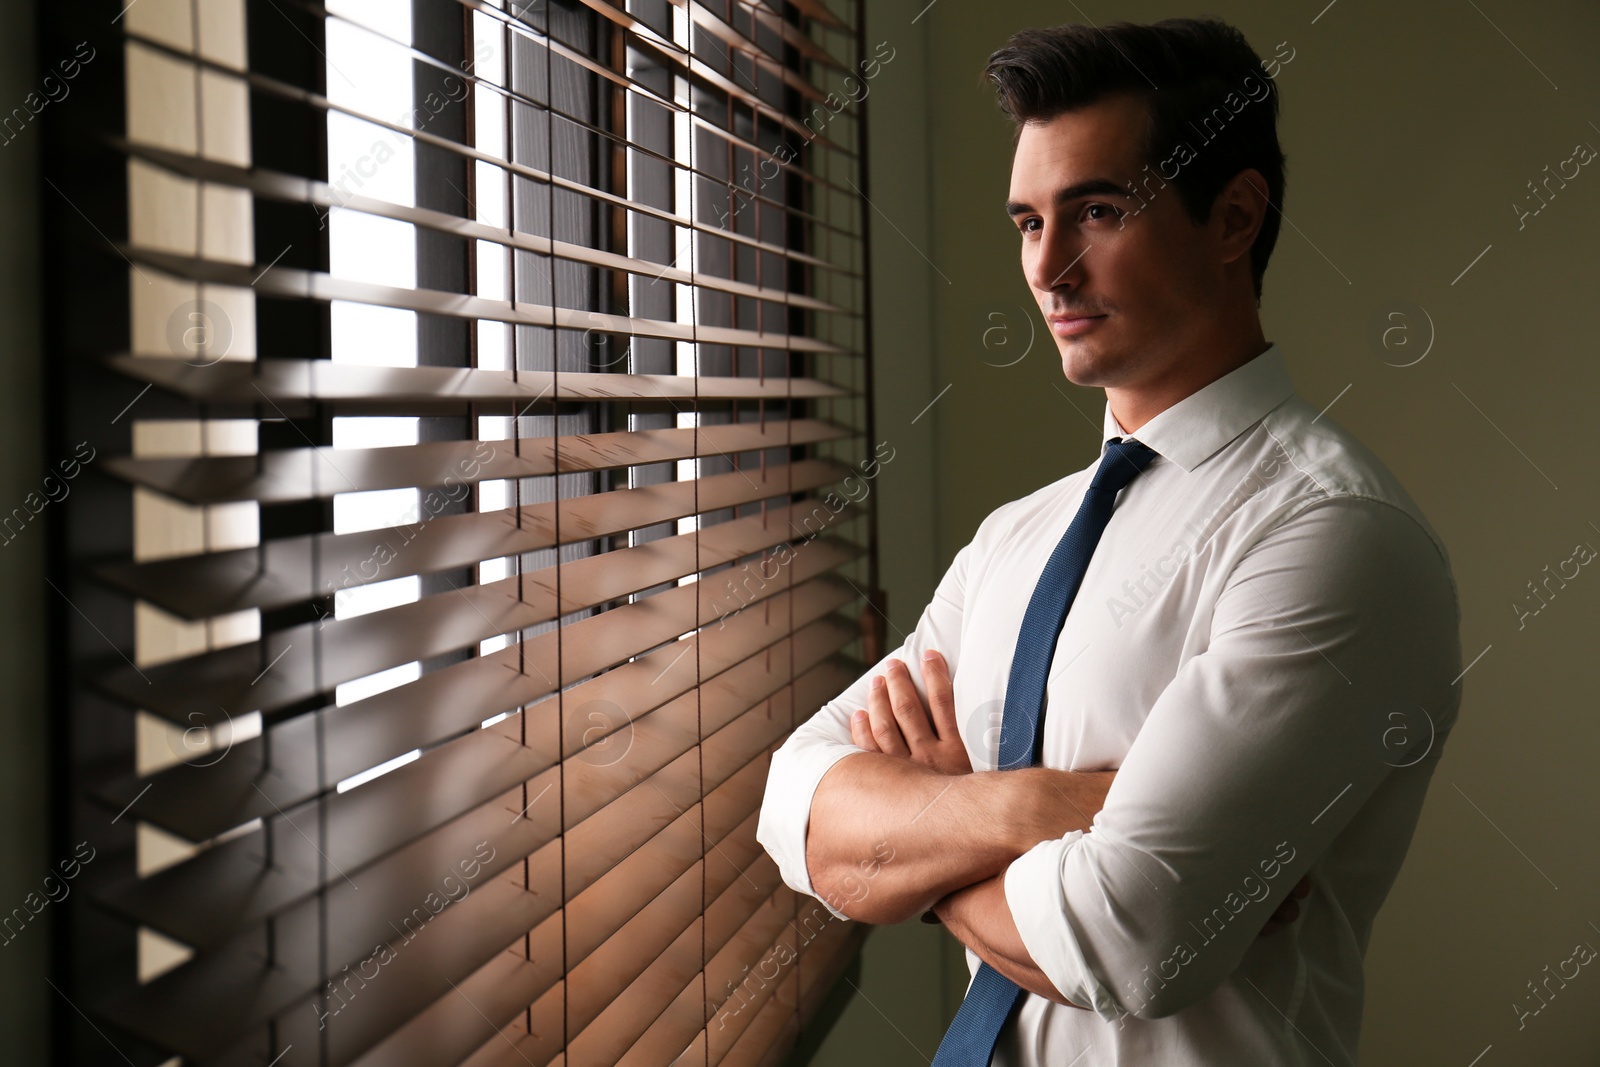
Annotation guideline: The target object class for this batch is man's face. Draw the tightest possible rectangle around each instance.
[1006,93,1230,393]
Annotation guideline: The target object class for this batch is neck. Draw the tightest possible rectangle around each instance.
[1107,328,1269,434]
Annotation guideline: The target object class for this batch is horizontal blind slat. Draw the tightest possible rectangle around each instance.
[123,249,851,350]
[105,424,852,505]
[121,23,865,217]
[99,459,863,618]
[108,354,850,412]
[103,529,862,726]
[103,593,861,848]
[114,139,861,298]
[101,627,860,946]
[101,653,857,1060]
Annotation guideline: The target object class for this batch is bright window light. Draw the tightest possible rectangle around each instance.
[325,3,423,701]
[333,488,419,537]
[335,575,422,623]
[333,417,418,450]
[336,659,422,707]
[335,748,421,793]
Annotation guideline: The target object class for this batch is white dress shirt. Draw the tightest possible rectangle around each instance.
[756,342,1463,1066]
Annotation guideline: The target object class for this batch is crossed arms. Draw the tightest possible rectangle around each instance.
[805,651,1308,1009]
[761,495,1458,1019]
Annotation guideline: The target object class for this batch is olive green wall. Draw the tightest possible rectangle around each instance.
[810,0,1600,1064]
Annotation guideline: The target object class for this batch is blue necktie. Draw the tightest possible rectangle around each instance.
[932,436,1158,1067]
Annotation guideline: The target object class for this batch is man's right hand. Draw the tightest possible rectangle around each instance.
[1258,875,1312,936]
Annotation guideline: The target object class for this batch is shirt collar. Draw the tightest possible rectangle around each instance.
[1101,342,1297,473]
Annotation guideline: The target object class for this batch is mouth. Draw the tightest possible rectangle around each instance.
[1046,313,1106,337]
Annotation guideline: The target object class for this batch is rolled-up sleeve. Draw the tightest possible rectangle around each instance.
[757,528,983,919]
[1003,496,1462,1019]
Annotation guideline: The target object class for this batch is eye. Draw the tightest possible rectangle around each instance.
[1017,216,1042,235]
[1082,203,1125,224]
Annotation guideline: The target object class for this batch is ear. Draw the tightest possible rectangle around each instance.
[1215,168,1269,268]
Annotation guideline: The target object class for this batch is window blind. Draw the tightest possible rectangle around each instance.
[45,0,879,1063]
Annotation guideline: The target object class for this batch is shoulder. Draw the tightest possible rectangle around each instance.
[1249,397,1453,574]
[1226,405,1463,671]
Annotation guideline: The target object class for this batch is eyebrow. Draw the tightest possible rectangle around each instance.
[1005,178,1136,218]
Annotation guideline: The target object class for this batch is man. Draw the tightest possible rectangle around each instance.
[757,17,1461,1067]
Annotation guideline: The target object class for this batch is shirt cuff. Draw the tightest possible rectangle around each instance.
[1003,831,1126,1023]
[756,734,862,921]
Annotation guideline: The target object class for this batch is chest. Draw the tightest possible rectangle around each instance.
[953,506,1220,771]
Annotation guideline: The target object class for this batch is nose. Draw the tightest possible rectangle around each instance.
[1026,223,1088,296]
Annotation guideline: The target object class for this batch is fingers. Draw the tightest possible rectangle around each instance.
[885,657,938,749]
[1270,877,1311,919]
[920,650,960,741]
[1260,877,1311,936]
[849,708,881,752]
[852,651,958,760]
[1259,905,1294,936]
[865,674,910,756]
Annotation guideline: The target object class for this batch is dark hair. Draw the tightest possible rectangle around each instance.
[982,18,1288,301]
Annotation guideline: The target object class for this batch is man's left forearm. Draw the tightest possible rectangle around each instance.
[933,873,1089,1009]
